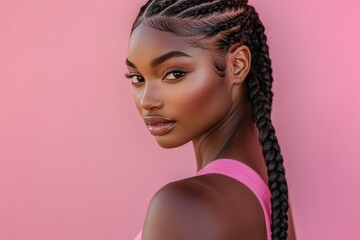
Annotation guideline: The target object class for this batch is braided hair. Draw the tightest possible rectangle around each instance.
[130,0,288,239]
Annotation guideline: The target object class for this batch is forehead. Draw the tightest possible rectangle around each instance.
[127,23,206,64]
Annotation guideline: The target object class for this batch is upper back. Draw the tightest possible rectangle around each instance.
[137,158,272,240]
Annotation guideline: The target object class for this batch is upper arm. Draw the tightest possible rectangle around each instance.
[141,180,229,240]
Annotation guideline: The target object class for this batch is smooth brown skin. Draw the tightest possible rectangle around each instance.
[126,23,296,239]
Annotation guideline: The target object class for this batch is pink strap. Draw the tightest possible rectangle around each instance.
[134,230,142,240]
[196,159,272,239]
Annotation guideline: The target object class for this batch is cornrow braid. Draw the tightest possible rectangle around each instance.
[161,0,215,16]
[216,5,254,53]
[178,0,247,19]
[131,0,157,31]
[202,10,249,37]
[131,1,289,239]
[132,0,154,30]
[145,0,177,17]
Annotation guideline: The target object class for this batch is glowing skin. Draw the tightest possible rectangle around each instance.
[126,22,297,240]
[126,24,234,147]
[125,23,266,172]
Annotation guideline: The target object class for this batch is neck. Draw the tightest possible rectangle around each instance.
[192,97,254,171]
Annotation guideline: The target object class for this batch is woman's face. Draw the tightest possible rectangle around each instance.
[126,23,234,148]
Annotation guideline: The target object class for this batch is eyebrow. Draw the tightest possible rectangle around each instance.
[125,59,137,69]
[125,51,192,69]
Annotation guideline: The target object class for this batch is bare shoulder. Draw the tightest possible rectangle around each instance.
[141,176,229,240]
[142,174,267,240]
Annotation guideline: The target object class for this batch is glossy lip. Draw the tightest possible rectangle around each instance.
[143,115,177,136]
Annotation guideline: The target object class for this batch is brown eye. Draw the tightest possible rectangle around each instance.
[163,71,186,80]
[125,73,144,85]
[131,75,144,84]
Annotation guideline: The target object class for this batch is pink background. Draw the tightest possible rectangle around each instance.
[1,0,359,239]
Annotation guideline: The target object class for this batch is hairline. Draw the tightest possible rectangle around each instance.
[132,19,228,78]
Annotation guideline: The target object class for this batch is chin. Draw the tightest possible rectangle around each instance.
[154,136,189,149]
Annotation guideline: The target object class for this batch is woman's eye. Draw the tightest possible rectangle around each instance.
[124,73,144,85]
[131,75,143,84]
[164,71,186,80]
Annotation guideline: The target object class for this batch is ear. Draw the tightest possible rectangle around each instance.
[225,43,251,85]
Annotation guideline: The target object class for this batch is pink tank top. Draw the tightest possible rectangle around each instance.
[133,158,272,240]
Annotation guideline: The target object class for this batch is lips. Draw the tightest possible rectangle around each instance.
[143,116,176,136]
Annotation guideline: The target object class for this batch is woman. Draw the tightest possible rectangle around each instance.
[125,0,296,239]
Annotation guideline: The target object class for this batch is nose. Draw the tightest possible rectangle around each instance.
[140,83,164,111]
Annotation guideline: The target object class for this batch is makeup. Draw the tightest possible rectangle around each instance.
[144,116,176,136]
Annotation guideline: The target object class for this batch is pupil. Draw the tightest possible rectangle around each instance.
[175,72,183,77]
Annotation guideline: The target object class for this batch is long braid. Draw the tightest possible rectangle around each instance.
[246,7,288,239]
[250,8,274,109]
[131,1,289,239]
[247,70,289,239]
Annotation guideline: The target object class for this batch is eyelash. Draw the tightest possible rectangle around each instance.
[124,70,187,85]
[124,73,144,85]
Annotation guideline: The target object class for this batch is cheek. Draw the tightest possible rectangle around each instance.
[167,70,230,124]
[133,88,143,114]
